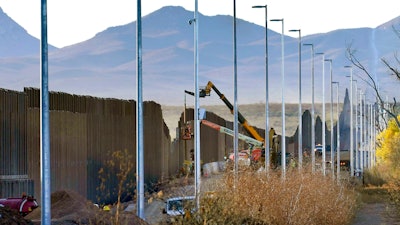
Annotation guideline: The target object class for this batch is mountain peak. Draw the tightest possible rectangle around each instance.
[0,7,27,36]
[0,7,57,57]
[0,7,42,57]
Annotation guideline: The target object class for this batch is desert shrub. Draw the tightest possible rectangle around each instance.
[363,167,387,187]
[386,180,400,215]
[172,169,357,225]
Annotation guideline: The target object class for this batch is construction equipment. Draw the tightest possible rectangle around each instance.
[201,81,265,142]
[0,194,38,216]
[186,81,281,167]
[201,119,263,162]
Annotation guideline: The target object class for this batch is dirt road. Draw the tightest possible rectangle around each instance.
[352,192,400,225]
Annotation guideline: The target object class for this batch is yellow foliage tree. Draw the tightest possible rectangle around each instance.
[377,115,400,178]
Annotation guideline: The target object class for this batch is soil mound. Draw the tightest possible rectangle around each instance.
[0,206,32,225]
[25,189,149,225]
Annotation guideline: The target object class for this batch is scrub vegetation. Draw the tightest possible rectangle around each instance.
[165,167,357,225]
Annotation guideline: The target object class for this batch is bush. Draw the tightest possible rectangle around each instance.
[363,167,387,187]
[387,180,400,215]
[170,169,357,225]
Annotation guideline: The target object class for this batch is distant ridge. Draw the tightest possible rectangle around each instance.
[0,6,399,105]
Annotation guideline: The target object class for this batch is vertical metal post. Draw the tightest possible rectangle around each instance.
[136,0,144,219]
[355,85,359,173]
[345,66,354,176]
[360,91,364,172]
[365,101,371,168]
[304,43,315,172]
[289,29,302,169]
[271,19,285,178]
[311,49,315,173]
[281,20,285,178]
[193,0,201,209]
[316,52,325,175]
[373,104,376,166]
[233,0,239,180]
[297,31,302,169]
[252,4,269,172]
[333,82,340,182]
[40,1,51,224]
[370,104,373,168]
[264,6,269,173]
[184,93,187,162]
[326,59,334,177]
[368,104,371,168]
[321,54,325,176]
[363,94,367,171]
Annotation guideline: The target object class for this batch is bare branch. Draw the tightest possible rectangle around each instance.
[346,44,384,104]
[346,44,400,129]
[382,57,400,79]
[354,73,374,89]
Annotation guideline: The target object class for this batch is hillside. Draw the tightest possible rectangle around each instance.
[0,6,399,105]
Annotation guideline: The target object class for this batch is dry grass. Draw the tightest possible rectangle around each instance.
[168,168,357,225]
[387,180,400,211]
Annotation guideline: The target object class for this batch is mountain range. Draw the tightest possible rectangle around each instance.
[0,6,399,106]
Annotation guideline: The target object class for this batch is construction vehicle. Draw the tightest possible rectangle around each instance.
[202,81,284,166]
[200,119,263,163]
[0,194,38,216]
[186,81,281,167]
[201,81,265,142]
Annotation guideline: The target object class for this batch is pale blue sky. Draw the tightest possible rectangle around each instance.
[1,0,399,48]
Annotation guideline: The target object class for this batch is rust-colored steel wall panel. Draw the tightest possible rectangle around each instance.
[26,108,39,199]
[50,111,87,196]
[1,88,173,203]
[0,89,27,178]
[86,112,136,202]
[143,101,164,184]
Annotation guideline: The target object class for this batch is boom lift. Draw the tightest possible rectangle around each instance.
[186,81,280,166]
[201,120,262,148]
[201,81,265,142]
[200,119,263,162]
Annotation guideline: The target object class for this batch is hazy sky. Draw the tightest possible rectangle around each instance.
[1,0,399,48]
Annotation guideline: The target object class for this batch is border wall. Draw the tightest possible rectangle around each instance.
[1,88,171,203]
[1,87,345,203]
